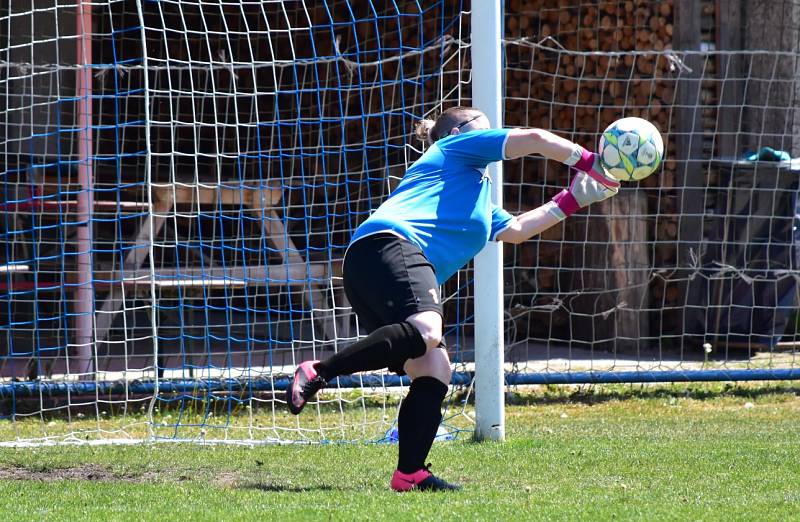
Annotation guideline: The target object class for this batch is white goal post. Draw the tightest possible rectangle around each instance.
[472,0,505,443]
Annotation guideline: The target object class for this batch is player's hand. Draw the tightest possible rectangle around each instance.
[567,170,619,207]
[550,171,619,218]
[582,154,621,190]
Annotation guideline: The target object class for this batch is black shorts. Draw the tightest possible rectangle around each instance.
[343,233,443,372]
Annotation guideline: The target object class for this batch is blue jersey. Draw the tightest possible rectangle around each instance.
[350,128,514,284]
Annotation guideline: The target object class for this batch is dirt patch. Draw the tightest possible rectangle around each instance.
[0,464,159,483]
[0,465,270,487]
[0,466,335,491]
[212,471,241,489]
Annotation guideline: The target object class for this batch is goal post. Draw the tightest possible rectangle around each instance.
[472,0,505,443]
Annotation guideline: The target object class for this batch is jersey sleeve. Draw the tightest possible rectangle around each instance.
[489,204,514,241]
[436,128,512,168]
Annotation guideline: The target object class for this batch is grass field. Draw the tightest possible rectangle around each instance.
[0,383,798,521]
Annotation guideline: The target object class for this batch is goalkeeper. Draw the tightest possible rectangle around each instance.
[287,106,619,491]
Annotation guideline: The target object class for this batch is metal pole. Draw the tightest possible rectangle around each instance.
[133,0,159,440]
[471,0,505,442]
[74,0,94,376]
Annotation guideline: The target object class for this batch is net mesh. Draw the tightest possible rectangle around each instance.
[1,0,799,445]
[1,0,474,444]
[501,0,800,381]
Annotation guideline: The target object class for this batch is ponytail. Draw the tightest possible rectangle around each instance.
[414,118,437,145]
[414,106,482,146]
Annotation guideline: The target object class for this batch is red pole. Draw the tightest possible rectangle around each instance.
[74,0,94,376]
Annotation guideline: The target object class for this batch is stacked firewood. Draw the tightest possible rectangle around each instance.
[504,0,678,195]
[501,1,688,339]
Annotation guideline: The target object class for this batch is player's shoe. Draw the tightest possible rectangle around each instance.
[286,360,327,415]
[390,465,461,492]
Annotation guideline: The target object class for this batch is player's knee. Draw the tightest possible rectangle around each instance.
[436,361,452,386]
[426,347,453,384]
[406,311,443,350]
[406,346,451,385]
[420,329,443,351]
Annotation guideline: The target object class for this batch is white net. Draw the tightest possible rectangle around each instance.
[2,0,800,446]
[501,0,800,383]
[0,0,474,444]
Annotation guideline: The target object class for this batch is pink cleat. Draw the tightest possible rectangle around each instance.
[286,360,327,415]
[390,465,461,492]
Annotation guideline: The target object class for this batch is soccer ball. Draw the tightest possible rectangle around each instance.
[598,117,664,181]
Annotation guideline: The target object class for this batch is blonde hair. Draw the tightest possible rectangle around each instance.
[413,118,437,144]
[413,106,483,145]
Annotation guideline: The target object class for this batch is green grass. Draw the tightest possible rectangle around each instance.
[1,384,799,521]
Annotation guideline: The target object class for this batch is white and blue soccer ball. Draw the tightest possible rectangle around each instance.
[598,117,664,181]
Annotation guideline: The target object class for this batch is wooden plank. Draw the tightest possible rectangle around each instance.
[1,263,325,291]
[0,200,148,212]
[151,181,282,208]
[0,264,30,273]
[673,0,706,268]
[716,0,743,158]
[94,262,326,287]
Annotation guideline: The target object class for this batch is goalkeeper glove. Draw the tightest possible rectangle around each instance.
[568,149,621,191]
[547,168,619,220]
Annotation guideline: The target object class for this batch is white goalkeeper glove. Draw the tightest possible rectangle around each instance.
[546,166,619,220]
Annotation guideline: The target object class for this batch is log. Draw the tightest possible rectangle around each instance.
[665,285,680,304]
[537,268,555,289]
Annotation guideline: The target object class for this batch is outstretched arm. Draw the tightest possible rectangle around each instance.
[504,128,580,162]
[496,171,618,244]
[504,128,619,189]
[495,204,562,244]
[495,127,621,244]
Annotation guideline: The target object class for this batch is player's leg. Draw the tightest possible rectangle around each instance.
[312,234,436,377]
[286,235,437,414]
[289,326,426,415]
[390,344,460,492]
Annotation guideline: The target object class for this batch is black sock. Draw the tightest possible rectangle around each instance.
[397,376,448,474]
[315,322,427,381]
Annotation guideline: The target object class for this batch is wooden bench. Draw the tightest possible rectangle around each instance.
[93,180,338,343]
[1,175,343,359]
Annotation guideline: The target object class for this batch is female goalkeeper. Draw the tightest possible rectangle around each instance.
[286,106,619,491]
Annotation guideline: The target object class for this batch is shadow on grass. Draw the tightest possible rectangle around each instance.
[452,382,800,408]
[513,383,800,406]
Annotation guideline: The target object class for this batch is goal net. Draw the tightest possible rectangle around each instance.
[1,0,800,446]
[1,0,474,444]
[501,1,800,383]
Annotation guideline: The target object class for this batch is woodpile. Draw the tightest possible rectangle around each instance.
[502,1,681,345]
[504,0,677,192]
